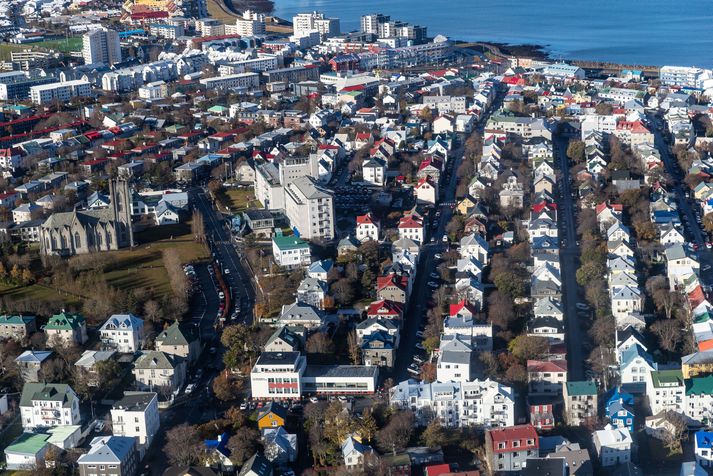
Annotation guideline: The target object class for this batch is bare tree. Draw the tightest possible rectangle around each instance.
[347,331,361,364]
[163,424,203,466]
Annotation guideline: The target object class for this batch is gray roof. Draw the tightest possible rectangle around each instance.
[15,350,52,364]
[78,436,136,465]
[255,351,301,366]
[20,383,76,408]
[303,365,379,379]
[112,392,157,412]
[133,351,184,370]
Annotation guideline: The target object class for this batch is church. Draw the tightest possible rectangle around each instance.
[40,179,134,257]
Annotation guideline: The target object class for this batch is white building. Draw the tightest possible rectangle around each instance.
[390,378,515,428]
[20,383,81,429]
[199,73,260,91]
[355,213,379,242]
[646,370,685,416]
[234,10,266,37]
[398,212,424,244]
[111,392,160,451]
[30,80,92,105]
[293,11,340,38]
[250,352,306,400]
[272,232,311,268]
[593,425,633,467]
[82,28,121,66]
[138,81,168,100]
[99,314,144,353]
[362,158,386,187]
[284,176,334,240]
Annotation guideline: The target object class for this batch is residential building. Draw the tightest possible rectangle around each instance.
[4,432,52,470]
[647,369,685,416]
[0,314,37,340]
[685,375,713,426]
[132,351,187,393]
[43,311,88,346]
[99,313,144,353]
[257,402,287,430]
[694,430,713,470]
[284,176,334,240]
[239,452,273,476]
[262,427,297,464]
[250,352,306,400]
[234,10,266,37]
[154,321,201,366]
[342,434,374,470]
[30,80,92,105]
[272,232,311,268]
[592,425,633,467]
[563,381,598,426]
[485,424,539,474]
[78,436,139,476]
[15,350,53,383]
[111,392,160,449]
[356,213,379,242]
[527,360,567,396]
[82,28,121,66]
[20,383,81,429]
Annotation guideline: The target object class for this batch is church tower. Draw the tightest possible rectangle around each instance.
[109,178,134,248]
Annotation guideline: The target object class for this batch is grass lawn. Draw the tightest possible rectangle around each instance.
[225,187,256,213]
[0,37,82,60]
[0,283,82,306]
[206,0,238,23]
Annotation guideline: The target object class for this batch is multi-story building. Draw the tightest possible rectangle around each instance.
[685,375,713,426]
[647,369,685,416]
[99,314,144,353]
[485,424,539,474]
[78,436,138,476]
[355,213,379,242]
[563,381,598,426]
[527,360,567,396]
[272,231,311,268]
[390,379,515,428]
[293,12,340,38]
[20,383,81,429]
[132,351,186,392]
[199,73,260,91]
[0,70,56,100]
[659,65,706,88]
[43,312,88,346]
[111,392,160,450]
[234,10,266,37]
[154,321,201,366]
[250,351,307,400]
[15,350,53,383]
[284,176,334,240]
[694,430,713,470]
[0,314,37,340]
[592,425,632,467]
[30,80,92,105]
[149,23,184,39]
[82,28,122,66]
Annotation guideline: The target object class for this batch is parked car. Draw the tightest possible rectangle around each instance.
[415,342,425,351]
[185,384,195,394]
[407,364,420,375]
[416,331,425,339]
[427,281,439,288]
[430,272,440,279]
[575,303,589,311]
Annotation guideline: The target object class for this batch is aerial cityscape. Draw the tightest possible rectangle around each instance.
[0,1,712,476]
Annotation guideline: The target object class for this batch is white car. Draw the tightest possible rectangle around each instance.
[185,384,196,394]
[309,396,319,403]
[415,342,425,351]
[416,331,425,339]
[95,421,105,432]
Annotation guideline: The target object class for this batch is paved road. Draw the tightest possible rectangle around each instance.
[650,113,713,286]
[554,133,585,381]
[192,189,256,324]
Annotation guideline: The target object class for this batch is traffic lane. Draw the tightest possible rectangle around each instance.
[190,263,220,339]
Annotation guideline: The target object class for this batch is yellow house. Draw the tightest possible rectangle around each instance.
[682,351,713,379]
[456,195,477,215]
[257,402,287,430]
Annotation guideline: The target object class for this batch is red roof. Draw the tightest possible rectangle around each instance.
[367,299,403,316]
[356,213,377,226]
[487,424,539,453]
[376,274,407,292]
[0,191,17,200]
[616,120,650,134]
[398,214,423,229]
[81,158,109,167]
[527,359,567,373]
[531,202,556,214]
[425,464,452,476]
[131,11,168,20]
[689,286,706,308]
[449,299,476,318]
[699,340,713,352]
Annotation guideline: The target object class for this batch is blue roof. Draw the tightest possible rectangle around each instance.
[695,431,713,450]
[620,344,656,370]
[204,433,230,457]
[605,387,634,408]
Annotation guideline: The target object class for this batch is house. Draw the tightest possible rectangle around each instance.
[4,432,52,470]
[264,326,303,353]
[528,396,555,430]
[307,259,333,281]
[277,301,323,329]
[460,233,489,265]
[132,351,187,393]
[361,331,397,367]
[78,436,139,476]
[15,350,53,383]
[20,383,81,429]
[563,381,598,426]
[377,274,409,304]
[606,397,635,432]
[342,434,374,470]
[111,392,160,452]
[155,321,202,366]
[694,430,713,470]
[204,433,234,474]
[0,314,37,340]
[527,360,567,396]
[100,313,144,353]
[592,425,633,467]
[684,375,713,426]
[250,352,306,400]
[272,231,311,268]
[75,350,116,385]
[521,457,566,476]
[619,344,657,389]
[262,426,298,464]
[547,441,593,476]
[356,213,380,242]
[682,350,713,379]
[362,157,386,186]
[43,311,88,346]
[415,176,438,205]
[399,212,425,244]
[647,369,685,416]
[485,424,539,474]
[257,402,287,430]
[238,452,273,476]
[296,278,327,309]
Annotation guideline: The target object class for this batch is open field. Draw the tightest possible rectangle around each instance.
[0,37,82,60]
[0,223,209,308]
[225,187,257,212]
[206,0,239,23]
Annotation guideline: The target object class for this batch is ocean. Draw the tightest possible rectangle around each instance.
[272,0,713,68]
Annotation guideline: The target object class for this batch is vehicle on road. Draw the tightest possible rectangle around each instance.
[703,264,711,271]
[430,272,440,279]
[415,342,425,351]
[575,303,589,311]
[413,355,424,364]
[186,384,195,394]
[416,331,425,339]
[407,364,420,375]
[309,396,319,403]
[434,253,442,260]
[95,421,105,432]
[427,281,439,288]
[442,235,449,243]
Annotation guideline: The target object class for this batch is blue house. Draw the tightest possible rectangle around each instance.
[694,430,713,470]
[607,398,635,432]
[204,433,233,473]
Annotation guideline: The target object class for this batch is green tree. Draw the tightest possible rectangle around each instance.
[508,335,550,363]
[421,420,448,449]
[566,140,585,163]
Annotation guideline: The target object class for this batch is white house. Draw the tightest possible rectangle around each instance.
[355,213,380,242]
[460,233,489,265]
[362,157,386,187]
[20,383,81,429]
[111,392,160,452]
[398,212,425,244]
[415,176,437,205]
[593,425,632,467]
[272,232,311,268]
[99,314,144,353]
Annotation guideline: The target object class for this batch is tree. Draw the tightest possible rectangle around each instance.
[419,362,437,382]
[508,335,550,363]
[660,411,688,456]
[422,336,440,354]
[566,140,585,163]
[212,373,236,402]
[358,409,378,443]
[487,290,516,330]
[376,410,415,455]
[306,332,335,354]
[143,299,162,323]
[332,278,357,306]
[227,427,261,465]
[191,210,206,243]
[421,420,448,449]
[347,331,361,365]
[651,319,682,353]
[164,424,203,466]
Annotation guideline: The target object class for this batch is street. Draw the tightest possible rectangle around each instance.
[553,134,585,381]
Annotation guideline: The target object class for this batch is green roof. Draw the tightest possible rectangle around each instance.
[5,433,50,455]
[651,369,684,388]
[44,312,85,331]
[565,381,597,396]
[20,383,77,408]
[208,105,228,113]
[273,234,309,251]
[0,314,35,325]
[155,321,198,346]
[686,375,713,396]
